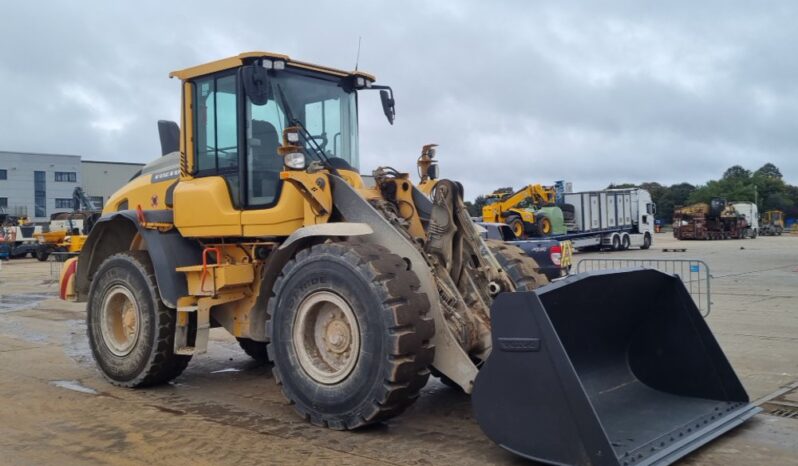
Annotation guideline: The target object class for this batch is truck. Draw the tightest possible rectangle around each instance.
[674,198,749,240]
[549,187,656,251]
[732,201,759,238]
[477,222,572,280]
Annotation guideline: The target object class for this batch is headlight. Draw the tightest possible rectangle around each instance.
[284,152,306,170]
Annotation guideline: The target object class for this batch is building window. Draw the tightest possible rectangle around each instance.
[55,198,73,209]
[0,169,6,180]
[0,197,7,208]
[55,171,77,182]
[34,171,46,217]
[89,196,104,208]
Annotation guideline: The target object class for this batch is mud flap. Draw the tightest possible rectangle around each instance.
[472,269,759,466]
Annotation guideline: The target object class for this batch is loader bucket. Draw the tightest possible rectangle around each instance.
[472,269,759,466]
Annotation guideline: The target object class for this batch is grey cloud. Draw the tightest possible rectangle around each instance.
[1,1,796,200]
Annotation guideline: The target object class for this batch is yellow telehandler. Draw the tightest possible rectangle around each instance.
[60,52,757,465]
[481,184,563,238]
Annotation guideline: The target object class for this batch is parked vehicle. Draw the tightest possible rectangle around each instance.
[58,51,755,465]
[551,187,656,251]
[760,210,785,236]
[477,222,572,280]
[674,198,749,240]
[731,201,759,238]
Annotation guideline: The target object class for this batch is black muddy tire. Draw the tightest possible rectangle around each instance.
[236,337,269,362]
[266,241,434,430]
[35,246,50,262]
[641,233,652,249]
[87,251,191,387]
[486,240,549,291]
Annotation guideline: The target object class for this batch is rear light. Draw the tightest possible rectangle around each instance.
[549,245,562,266]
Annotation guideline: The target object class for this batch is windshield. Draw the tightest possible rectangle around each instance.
[253,73,358,164]
[193,69,360,207]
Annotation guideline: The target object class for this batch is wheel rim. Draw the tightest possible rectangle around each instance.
[542,219,551,234]
[100,285,141,357]
[293,290,360,385]
[512,220,524,238]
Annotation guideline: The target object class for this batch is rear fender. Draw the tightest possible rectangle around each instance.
[74,210,202,308]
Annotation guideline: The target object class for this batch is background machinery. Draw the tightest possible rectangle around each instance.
[760,210,785,236]
[481,184,564,238]
[59,52,756,465]
[673,198,749,240]
[33,187,101,261]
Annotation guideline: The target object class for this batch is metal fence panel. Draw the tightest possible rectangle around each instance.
[575,258,711,317]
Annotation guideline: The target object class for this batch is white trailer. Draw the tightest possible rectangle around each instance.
[731,202,759,238]
[555,188,656,251]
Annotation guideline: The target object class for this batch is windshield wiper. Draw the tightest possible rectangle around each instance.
[274,84,340,176]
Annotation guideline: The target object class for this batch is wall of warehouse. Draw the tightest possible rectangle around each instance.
[80,160,144,208]
[0,151,81,221]
[0,151,144,222]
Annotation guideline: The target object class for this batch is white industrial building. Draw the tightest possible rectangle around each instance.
[0,151,144,222]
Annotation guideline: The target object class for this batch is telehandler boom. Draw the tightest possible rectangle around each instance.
[60,52,757,465]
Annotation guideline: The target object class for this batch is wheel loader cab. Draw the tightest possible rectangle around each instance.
[170,53,365,237]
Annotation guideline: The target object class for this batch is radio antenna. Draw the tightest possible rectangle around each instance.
[354,36,362,71]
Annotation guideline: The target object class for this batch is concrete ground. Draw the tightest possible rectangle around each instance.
[0,233,796,465]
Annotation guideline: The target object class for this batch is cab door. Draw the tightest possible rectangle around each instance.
[173,72,242,237]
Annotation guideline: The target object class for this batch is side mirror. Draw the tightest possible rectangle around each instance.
[241,65,271,105]
[380,89,395,125]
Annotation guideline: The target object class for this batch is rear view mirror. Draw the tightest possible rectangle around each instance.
[380,89,395,125]
[242,65,271,105]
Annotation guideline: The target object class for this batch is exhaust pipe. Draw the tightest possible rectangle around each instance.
[472,268,759,466]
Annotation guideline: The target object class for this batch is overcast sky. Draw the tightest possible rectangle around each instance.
[2,1,797,200]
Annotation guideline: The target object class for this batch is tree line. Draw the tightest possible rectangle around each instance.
[466,163,796,223]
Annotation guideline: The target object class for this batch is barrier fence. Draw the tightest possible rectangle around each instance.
[575,258,712,317]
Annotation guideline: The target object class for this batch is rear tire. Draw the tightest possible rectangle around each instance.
[486,240,549,291]
[87,251,191,387]
[35,246,50,261]
[266,242,434,430]
[611,234,621,251]
[237,338,269,362]
[621,234,630,250]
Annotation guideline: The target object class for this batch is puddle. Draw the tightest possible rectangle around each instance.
[50,380,97,395]
[0,292,56,313]
[211,368,242,374]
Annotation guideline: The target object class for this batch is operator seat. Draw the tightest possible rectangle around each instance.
[250,120,282,202]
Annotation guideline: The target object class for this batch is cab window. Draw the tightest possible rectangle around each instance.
[194,74,239,175]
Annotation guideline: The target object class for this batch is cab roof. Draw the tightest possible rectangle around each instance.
[169,51,376,82]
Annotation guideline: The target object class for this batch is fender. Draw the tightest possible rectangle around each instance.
[74,210,201,308]
[241,221,374,341]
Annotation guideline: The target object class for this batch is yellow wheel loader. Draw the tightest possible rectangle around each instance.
[60,52,757,465]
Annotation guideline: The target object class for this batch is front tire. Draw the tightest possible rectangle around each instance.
[266,242,434,430]
[507,215,526,239]
[87,251,191,387]
[641,233,652,249]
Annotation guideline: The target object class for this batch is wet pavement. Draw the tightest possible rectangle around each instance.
[0,233,796,465]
